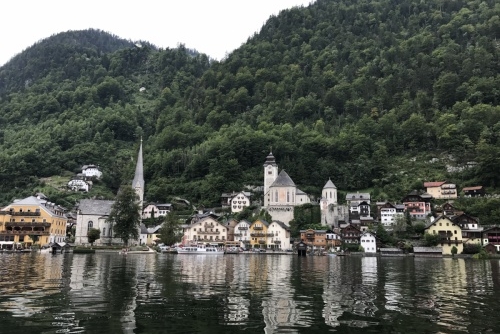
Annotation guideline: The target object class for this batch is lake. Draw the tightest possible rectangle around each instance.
[0,252,499,333]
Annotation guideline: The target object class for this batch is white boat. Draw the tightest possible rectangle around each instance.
[119,246,157,255]
[177,245,224,254]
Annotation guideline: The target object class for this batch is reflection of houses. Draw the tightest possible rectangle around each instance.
[0,195,68,247]
[425,216,463,255]
[183,216,228,245]
[424,181,457,199]
[402,190,432,220]
[249,219,269,248]
[263,152,311,225]
[483,227,500,252]
[462,186,485,197]
[233,219,251,247]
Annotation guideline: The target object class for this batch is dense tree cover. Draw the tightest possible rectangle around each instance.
[1,1,500,226]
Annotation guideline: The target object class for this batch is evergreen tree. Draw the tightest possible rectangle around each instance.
[159,212,182,246]
[107,186,141,246]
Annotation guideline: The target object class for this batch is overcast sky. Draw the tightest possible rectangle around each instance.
[0,0,314,67]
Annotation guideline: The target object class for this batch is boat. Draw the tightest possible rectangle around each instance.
[224,246,240,254]
[177,245,224,255]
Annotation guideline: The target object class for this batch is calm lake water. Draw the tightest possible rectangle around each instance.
[0,253,499,334]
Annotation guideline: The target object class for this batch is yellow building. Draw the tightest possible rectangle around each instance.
[249,219,270,249]
[0,196,67,248]
[426,216,463,255]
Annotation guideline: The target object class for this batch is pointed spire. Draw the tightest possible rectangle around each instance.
[323,178,337,189]
[132,139,144,192]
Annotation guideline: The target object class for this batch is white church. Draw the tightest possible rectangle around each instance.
[263,152,346,227]
[75,141,145,246]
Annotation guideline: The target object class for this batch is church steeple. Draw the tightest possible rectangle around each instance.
[132,138,144,207]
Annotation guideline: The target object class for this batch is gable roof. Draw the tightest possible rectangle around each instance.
[462,186,483,191]
[270,170,295,187]
[78,199,115,215]
[424,181,446,188]
[271,220,290,231]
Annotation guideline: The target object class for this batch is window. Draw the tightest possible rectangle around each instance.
[88,221,93,229]
[103,227,106,236]
[109,227,112,237]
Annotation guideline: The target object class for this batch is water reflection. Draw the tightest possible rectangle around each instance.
[1,253,500,333]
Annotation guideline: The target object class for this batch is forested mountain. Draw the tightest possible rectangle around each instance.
[1,0,500,223]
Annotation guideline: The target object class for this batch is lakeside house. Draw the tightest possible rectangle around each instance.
[425,216,463,255]
[360,231,378,253]
[413,246,443,257]
[0,195,67,248]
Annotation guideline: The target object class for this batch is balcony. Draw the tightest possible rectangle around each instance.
[258,240,266,244]
[305,234,314,239]
[9,212,41,217]
[266,233,274,237]
[0,230,49,236]
[274,240,281,244]
[233,233,242,237]
[253,226,263,230]
[251,232,265,237]
[238,226,248,230]
[6,222,51,228]
[197,231,220,235]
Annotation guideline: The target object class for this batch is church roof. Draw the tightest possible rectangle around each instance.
[78,199,115,215]
[323,179,336,189]
[270,170,295,187]
[132,141,145,190]
[263,152,277,167]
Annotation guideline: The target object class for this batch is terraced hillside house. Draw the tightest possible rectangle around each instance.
[0,195,67,248]
[424,181,458,199]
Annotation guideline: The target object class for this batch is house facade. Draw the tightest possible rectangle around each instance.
[346,192,371,222]
[300,229,328,249]
[378,202,405,228]
[142,203,172,219]
[451,213,482,245]
[462,186,485,197]
[233,219,251,248]
[360,231,377,253]
[402,190,432,220]
[75,199,119,245]
[230,192,251,213]
[424,181,458,199]
[425,216,463,255]
[68,179,90,192]
[0,196,67,247]
[267,221,291,250]
[183,216,228,245]
[249,219,270,249]
[340,224,361,245]
[139,224,162,246]
[483,227,500,252]
[320,179,348,228]
[82,164,102,179]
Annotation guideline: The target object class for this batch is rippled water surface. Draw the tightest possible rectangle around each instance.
[0,253,500,333]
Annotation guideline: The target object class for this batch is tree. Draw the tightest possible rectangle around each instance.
[107,185,141,246]
[87,228,101,247]
[159,212,182,246]
[423,232,441,246]
[451,246,458,256]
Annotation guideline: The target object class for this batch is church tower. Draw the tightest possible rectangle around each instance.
[263,152,278,207]
[320,179,339,227]
[322,178,337,205]
[132,139,145,209]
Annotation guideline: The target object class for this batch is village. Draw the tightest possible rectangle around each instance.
[0,143,499,257]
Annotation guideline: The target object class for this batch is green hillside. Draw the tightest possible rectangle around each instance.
[0,0,500,222]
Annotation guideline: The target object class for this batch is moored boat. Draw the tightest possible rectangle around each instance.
[177,245,224,254]
[119,246,157,255]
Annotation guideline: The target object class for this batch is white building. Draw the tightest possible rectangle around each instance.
[82,165,102,179]
[379,203,404,228]
[142,203,172,219]
[360,231,377,253]
[67,179,90,192]
[230,192,251,213]
[320,179,348,228]
[233,219,251,248]
[183,216,228,245]
[267,220,291,250]
[263,152,311,225]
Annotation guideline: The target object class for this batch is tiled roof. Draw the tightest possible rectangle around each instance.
[78,199,115,215]
[413,247,442,253]
[424,181,445,188]
[463,186,483,191]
